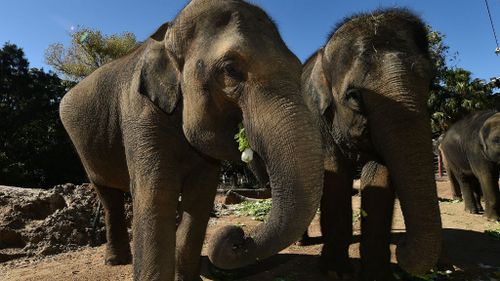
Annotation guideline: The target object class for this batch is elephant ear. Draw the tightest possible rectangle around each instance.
[479,121,490,150]
[479,113,499,153]
[138,40,181,114]
[310,49,333,115]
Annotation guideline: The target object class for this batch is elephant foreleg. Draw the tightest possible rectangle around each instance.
[320,169,354,278]
[93,184,132,265]
[444,162,462,200]
[359,161,395,281]
[457,175,481,214]
[175,162,219,281]
[469,177,484,213]
[476,169,500,221]
[131,177,179,281]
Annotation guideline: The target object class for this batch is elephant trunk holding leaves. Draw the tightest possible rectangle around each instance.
[440,110,500,221]
[59,0,323,280]
[302,8,442,279]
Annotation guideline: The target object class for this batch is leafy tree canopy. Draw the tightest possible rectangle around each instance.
[45,27,140,81]
[0,42,85,186]
[427,27,499,137]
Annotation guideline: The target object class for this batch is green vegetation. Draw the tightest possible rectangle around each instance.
[427,27,499,137]
[235,199,272,221]
[45,26,139,81]
[234,123,250,152]
[485,227,500,239]
[393,268,452,281]
[0,43,85,186]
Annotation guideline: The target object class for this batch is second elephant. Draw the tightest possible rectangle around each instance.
[440,110,500,221]
[302,8,442,280]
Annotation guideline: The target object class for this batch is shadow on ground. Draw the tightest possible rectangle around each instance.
[200,228,500,281]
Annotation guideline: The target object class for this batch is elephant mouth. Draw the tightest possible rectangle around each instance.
[349,121,377,160]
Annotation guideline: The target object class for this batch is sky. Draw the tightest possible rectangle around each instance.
[1,0,499,80]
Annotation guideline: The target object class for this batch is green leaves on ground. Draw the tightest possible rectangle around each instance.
[393,268,453,281]
[485,228,500,239]
[235,199,272,221]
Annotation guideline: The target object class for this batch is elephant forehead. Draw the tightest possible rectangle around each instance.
[210,33,248,57]
[487,113,500,125]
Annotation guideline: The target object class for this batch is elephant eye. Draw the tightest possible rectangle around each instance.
[222,62,244,81]
[215,60,245,99]
[344,88,363,112]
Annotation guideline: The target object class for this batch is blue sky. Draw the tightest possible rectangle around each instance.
[1,0,499,80]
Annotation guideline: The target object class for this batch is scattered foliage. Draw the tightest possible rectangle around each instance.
[235,199,272,221]
[485,228,500,239]
[393,268,452,281]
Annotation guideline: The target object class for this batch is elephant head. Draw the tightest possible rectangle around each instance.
[142,0,323,269]
[480,112,500,164]
[302,9,442,274]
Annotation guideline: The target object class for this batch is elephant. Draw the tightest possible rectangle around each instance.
[439,110,500,221]
[301,8,442,280]
[59,0,324,280]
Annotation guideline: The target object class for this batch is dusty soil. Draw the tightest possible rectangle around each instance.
[0,180,499,281]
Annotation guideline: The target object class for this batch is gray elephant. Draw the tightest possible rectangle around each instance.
[301,8,442,280]
[59,1,324,280]
[440,110,500,221]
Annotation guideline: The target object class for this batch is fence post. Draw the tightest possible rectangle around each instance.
[437,151,443,178]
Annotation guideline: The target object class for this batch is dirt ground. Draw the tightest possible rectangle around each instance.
[1,180,499,281]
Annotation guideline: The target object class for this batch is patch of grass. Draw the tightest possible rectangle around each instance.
[485,228,500,239]
[235,199,272,221]
[393,268,453,281]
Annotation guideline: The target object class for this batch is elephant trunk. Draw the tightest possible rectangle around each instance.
[208,89,324,269]
[366,74,442,274]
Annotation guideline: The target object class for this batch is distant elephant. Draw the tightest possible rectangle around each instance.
[440,110,500,221]
[301,8,442,280]
[59,1,324,280]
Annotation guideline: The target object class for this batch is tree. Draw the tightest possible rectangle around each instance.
[45,27,140,81]
[0,42,86,186]
[427,27,499,137]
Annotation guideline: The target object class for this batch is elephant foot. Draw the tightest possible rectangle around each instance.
[296,232,311,246]
[104,247,132,265]
[296,235,323,246]
[464,206,480,214]
[296,239,311,246]
[483,211,500,222]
